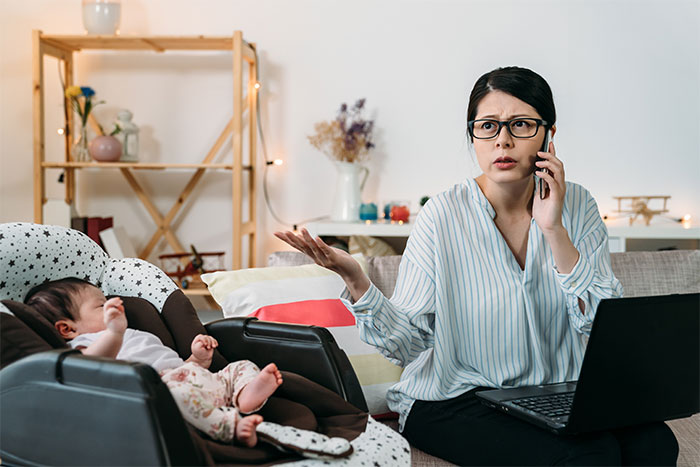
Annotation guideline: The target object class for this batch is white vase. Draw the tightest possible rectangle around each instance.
[82,0,121,35]
[330,161,369,222]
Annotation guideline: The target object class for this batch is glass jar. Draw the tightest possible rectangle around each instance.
[114,109,139,162]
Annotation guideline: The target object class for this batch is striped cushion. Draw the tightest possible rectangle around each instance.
[202,258,403,417]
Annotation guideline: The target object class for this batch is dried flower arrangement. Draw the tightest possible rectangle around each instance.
[308,98,375,163]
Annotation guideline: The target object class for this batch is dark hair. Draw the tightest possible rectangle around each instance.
[24,278,94,325]
[466,66,556,141]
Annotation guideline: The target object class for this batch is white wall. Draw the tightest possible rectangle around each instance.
[2,0,699,269]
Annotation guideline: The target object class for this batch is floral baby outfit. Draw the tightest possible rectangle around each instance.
[160,360,262,441]
[70,328,263,442]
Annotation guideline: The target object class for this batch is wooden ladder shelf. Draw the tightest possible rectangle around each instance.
[32,31,258,269]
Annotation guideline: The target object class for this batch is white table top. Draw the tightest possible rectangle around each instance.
[307,218,700,240]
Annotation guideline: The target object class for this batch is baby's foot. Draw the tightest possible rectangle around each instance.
[236,414,263,447]
[237,363,283,413]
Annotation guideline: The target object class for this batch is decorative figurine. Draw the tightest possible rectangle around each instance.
[390,205,410,222]
[613,196,670,226]
[360,203,378,221]
[113,109,139,162]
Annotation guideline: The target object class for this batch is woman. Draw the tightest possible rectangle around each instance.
[275,67,678,465]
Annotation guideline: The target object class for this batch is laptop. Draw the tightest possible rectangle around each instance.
[476,293,700,435]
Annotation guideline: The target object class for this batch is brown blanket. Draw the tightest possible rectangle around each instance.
[190,371,369,465]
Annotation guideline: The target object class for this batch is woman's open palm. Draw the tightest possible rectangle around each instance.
[273,228,362,279]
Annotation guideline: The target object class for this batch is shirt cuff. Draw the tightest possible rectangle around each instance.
[340,282,383,318]
[554,254,595,297]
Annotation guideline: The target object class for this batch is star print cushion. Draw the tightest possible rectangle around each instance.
[0,223,107,302]
[101,258,178,312]
[256,421,353,459]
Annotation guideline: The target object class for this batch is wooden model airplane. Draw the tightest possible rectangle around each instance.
[613,196,670,226]
[159,245,225,289]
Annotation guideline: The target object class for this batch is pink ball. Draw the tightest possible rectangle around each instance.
[89,135,122,162]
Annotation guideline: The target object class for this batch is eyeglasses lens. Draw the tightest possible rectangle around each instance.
[472,119,540,139]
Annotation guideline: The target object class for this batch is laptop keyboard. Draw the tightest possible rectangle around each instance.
[510,392,574,418]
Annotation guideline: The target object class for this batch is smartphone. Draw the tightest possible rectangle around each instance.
[536,129,552,199]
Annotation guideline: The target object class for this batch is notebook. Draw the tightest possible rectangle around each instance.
[476,293,700,435]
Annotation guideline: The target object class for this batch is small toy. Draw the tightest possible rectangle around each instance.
[390,205,410,222]
[159,245,225,289]
[360,203,378,221]
[613,196,670,226]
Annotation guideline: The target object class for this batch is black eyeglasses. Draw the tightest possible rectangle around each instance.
[467,118,548,139]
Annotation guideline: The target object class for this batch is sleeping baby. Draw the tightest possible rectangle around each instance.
[25,277,282,446]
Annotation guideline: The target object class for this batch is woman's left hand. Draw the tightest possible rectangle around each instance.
[532,141,566,233]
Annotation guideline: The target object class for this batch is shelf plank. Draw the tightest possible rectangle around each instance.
[607,226,700,239]
[181,288,213,296]
[41,162,253,170]
[306,220,699,240]
[306,219,414,237]
[40,35,253,52]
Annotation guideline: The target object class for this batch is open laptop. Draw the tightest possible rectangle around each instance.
[476,293,700,435]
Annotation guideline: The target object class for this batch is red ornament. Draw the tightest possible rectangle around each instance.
[390,205,410,222]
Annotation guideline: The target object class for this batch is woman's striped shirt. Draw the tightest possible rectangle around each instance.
[341,178,623,431]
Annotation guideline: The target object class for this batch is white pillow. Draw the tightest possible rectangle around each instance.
[201,258,402,418]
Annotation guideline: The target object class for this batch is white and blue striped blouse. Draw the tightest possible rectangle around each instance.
[341,178,623,431]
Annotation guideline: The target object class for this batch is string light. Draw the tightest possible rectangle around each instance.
[254,82,261,89]
[605,212,694,228]
[681,214,692,229]
[57,128,65,135]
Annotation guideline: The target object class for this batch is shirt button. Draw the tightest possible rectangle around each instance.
[571,281,577,287]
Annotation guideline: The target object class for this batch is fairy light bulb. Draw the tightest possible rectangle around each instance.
[273,158,283,166]
[57,128,65,135]
[681,214,692,229]
[254,82,261,89]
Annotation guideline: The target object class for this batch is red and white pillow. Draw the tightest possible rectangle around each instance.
[201,259,402,417]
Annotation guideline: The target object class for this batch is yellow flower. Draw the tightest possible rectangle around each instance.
[65,86,82,98]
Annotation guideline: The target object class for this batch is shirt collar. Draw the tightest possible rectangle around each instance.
[465,178,496,219]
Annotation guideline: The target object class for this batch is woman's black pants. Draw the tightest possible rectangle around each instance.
[402,388,679,466]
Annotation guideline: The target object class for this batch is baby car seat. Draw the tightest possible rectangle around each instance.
[0,222,378,466]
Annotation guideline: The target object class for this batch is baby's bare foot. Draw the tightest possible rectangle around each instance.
[236,414,263,447]
[237,363,283,413]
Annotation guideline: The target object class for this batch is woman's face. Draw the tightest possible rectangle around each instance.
[471,90,549,186]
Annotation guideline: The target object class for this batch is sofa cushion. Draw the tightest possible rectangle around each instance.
[202,258,403,417]
[610,250,700,297]
[268,252,403,299]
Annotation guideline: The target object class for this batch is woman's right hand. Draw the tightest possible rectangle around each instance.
[273,228,370,300]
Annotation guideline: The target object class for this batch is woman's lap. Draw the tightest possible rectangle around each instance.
[402,389,678,466]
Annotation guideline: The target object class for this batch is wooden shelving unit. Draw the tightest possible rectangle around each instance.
[32,31,258,270]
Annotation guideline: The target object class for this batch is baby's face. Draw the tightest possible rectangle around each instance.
[74,286,108,334]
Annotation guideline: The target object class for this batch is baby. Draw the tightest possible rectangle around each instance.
[25,278,283,447]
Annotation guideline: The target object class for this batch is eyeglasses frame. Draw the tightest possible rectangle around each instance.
[467,118,549,140]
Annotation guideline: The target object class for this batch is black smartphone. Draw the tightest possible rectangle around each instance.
[536,130,551,199]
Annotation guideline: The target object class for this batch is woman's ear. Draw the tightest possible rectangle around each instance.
[55,319,78,339]
[550,125,556,139]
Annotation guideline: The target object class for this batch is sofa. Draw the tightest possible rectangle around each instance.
[267,249,700,467]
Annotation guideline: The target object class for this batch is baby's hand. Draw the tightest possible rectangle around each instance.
[191,334,218,361]
[104,297,127,334]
